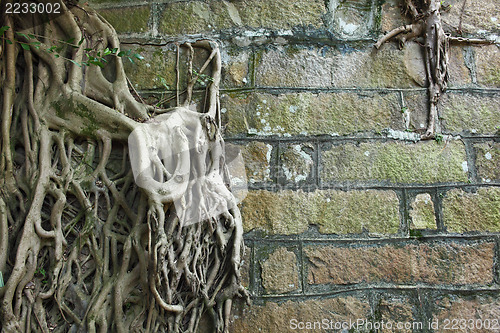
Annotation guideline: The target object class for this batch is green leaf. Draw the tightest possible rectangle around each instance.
[111,48,118,54]
[103,48,111,56]
[66,38,75,44]
[20,43,30,50]
[15,32,29,39]
[117,51,126,57]
[127,56,134,64]
[28,34,35,39]
[54,54,60,58]
[133,53,144,60]
[69,59,82,67]
[78,37,85,46]
[6,39,13,45]
[0,26,10,36]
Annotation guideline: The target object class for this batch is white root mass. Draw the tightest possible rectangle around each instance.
[0,1,248,332]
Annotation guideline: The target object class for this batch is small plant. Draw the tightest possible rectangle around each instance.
[0,26,143,68]
[401,106,408,113]
[434,133,444,143]
[193,69,214,86]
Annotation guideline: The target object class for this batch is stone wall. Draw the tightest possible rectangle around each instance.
[90,0,500,331]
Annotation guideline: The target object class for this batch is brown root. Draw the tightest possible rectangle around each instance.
[0,1,246,332]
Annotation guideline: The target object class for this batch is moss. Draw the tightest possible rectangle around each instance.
[241,189,400,235]
[99,6,150,34]
[442,187,500,233]
[321,140,468,184]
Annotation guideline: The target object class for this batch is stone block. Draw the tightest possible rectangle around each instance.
[221,92,404,136]
[474,142,500,182]
[441,0,500,34]
[442,187,500,233]
[237,141,273,184]
[476,45,500,87]
[433,295,500,330]
[409,193,437,229]
[324,0,378,39]
[279,144,314,184]
[229,296,371,333]
[255,44,419,88]
[439,92,500,134]
[260,247,300,294]
[321,140,469,184]
[159,0,326,35]
[377,296,416,333]
[240,189,400,235]
[305,242,495,285]
[99,6,150,34]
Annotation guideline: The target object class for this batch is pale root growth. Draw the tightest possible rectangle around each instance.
[0,1,247,332]
[375,0,494,140]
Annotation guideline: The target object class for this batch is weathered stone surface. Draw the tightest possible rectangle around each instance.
[229,296,371,333]
[331,44,418,88]
[378,296,415,333]
[221,50,250,88]
[403,91,429,131]
[476,45,500,87]
[447,46,473,87]
[442,187,500,233]
[99,6,150,34]
[441,0,500,34]
[261,248,300,293]
[122,45,177,91]
[256,44,419,88]
[255,46,335,87]
[409,193,437,229]
[439,93,500,134]
[475,142,500,182]
[321,140,468,184]
[159,0,326,35]
[241,189,400,235]
[221,92,404,136]
[324,0,377,39]
[433,295,500,331]
[237,141,273,183]
[305,242,495,285]
[380,0,408,33]
[280,144,314,183]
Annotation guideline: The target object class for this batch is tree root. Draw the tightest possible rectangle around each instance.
[0,1,246,332]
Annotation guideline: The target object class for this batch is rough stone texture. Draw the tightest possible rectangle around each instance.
[240,246,251,289]
[229,296,371,333]
[305,242,495,285]
[221,92,404,136]
[237,141,272,183]
[241,189,400,235]
[261,248,300,294]
[122,45,177,91]
[442,187,500,233]
[447,46,473,87]
[280,144,314,183]
[255,44,419,88]
[403,91,429,131]
[380,0,408,33]
[221,50,250,88]
[99,6,150,34]
[324,0,377,39]
[476,45,500,87]
[409,193,437,229]
[321,140,469,184]
[441,0,500,34]
[433,295,500,332]
[331,44,418,88]
[378,296,415,333]
[475,142,500,182]
[159,0,326,35]
[439,93,500,134]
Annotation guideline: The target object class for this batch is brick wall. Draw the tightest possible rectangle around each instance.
[90,0,500,331]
